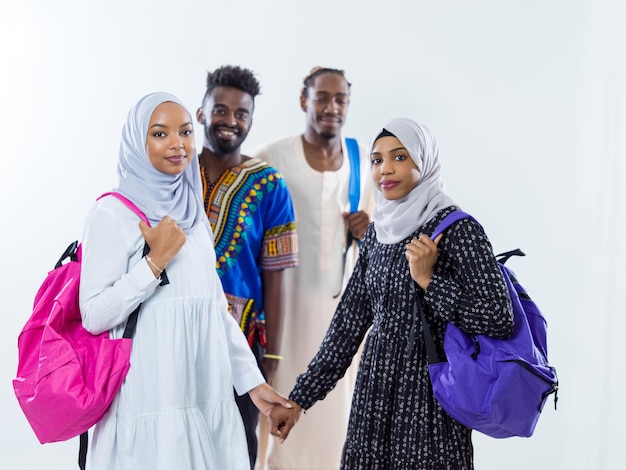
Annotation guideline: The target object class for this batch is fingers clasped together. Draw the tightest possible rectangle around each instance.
[247,384,302,442]
[268,399,302,442]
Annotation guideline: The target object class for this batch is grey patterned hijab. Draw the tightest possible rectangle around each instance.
[115,92,205,233]
[371,118,458,244]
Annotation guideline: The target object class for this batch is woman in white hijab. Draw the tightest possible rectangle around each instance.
[270,119,513,469]
[79,92,291,469]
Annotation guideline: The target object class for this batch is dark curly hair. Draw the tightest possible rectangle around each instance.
[301,66,352,98]
[202,65,261,105]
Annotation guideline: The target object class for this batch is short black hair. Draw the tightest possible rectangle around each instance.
[202,65,261,105]
[301,66,352,98]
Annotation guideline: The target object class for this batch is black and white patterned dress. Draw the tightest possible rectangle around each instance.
[290,206,514,470]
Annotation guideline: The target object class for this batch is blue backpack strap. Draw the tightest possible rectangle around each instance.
[332,138,361,299]
[345,137,360,213]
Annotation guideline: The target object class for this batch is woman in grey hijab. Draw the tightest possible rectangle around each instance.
[79,92,292,470]
[270,119,514,469]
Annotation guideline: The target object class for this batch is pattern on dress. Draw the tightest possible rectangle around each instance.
[290,206,514,470]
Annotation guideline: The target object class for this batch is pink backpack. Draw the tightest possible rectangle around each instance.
[13,192,154,462]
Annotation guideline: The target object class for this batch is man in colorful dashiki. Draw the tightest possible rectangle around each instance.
[196,65,298,470]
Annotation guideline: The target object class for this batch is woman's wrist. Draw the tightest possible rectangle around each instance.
[145,256,164,278]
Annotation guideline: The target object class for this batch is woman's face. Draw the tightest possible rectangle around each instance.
[145,102,195,175]
[370,136,421,200]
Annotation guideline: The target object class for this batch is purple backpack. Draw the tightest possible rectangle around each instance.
[418,210,558,438]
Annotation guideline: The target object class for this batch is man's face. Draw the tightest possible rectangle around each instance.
[301,73,350,140]
[197,86,253,155]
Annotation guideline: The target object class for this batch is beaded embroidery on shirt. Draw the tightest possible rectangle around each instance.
[201,158,297,275]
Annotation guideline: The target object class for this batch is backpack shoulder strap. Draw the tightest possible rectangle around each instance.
[97,192,150,227]
[345,137,361,214]
[77,192,151,470]
[430,210,479,240]
[417,210,479,362]
[95,192,168,286]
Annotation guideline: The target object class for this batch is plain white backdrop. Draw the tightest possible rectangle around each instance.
[1,0,624,468]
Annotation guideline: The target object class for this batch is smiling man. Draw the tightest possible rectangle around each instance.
[196,65,298,470]
[253,67,374,470]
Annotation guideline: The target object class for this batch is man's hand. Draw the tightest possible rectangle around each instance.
[343,210,370,240]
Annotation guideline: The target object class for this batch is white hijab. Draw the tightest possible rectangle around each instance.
[371,118,458,244]
[115,92,205,233]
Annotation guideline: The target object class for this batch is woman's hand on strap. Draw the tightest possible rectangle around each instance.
[139,216,186,276]
[405,233,443,290]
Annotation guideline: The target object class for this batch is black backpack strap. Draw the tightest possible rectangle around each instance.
[142,241,170,287]
[496,248,525,265]
[122,305,141,339]
[56,241,79,268]
[410,282,440,363]
[123,242,160,338]
[78,432,88,470]
[410,210,474,360]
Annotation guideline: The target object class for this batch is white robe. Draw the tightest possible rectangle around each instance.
[253,135,374,470]
[79,195,265,470]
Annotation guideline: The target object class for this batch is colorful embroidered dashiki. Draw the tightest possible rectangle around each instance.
[200,158,298,344]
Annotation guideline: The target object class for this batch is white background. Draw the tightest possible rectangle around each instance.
[1,0,624,468]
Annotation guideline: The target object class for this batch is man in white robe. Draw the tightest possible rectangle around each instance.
[253,67,374,470]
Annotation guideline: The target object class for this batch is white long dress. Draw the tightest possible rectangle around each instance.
[253,135,374,470]
[79,195,265,470]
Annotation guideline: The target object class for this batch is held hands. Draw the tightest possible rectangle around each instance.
[248,383,293,418]
[343,210,370,241]
[249,383,302,442]
[139,216,186,277]
[268,399,302,442]
[250,383,300,442]
[405,233,443,290]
